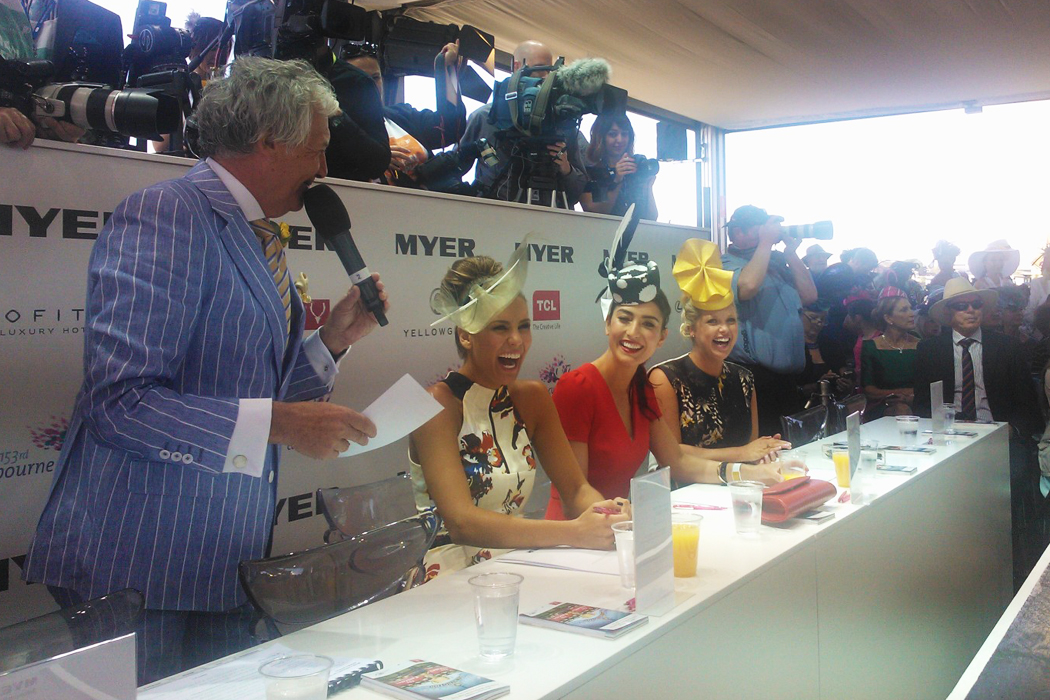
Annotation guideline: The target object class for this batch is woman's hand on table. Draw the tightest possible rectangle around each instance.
[741,436,791,463]
[573,499,630,549]
[741,462,787,485]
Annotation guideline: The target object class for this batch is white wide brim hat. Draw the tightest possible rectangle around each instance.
[929,277,999,325]
[968,239,1020,280]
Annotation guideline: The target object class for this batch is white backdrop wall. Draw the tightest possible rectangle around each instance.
[0,141,705,626]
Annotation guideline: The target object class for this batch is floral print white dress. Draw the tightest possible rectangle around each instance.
[410,372,536,579]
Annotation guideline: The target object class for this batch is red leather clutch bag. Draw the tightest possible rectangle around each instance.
[760,476,837,524]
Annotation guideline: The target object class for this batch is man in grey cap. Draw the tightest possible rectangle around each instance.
[722,205,818,435]
[802,244,832,277]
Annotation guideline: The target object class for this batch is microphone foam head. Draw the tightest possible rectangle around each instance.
[302,184,351,239]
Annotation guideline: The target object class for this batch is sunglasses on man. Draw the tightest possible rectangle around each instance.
[946,298,985,312]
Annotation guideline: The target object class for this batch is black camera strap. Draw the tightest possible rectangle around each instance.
[528,71,556,136]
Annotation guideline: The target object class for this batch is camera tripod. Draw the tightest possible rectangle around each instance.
[506,138,570,209]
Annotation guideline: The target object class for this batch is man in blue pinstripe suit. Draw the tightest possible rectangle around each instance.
[23,57,389,682]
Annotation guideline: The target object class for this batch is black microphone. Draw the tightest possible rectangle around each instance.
[302,184,388,327]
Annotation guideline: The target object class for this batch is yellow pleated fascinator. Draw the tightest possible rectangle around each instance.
[672,238,734,311]
[430,239,530,334]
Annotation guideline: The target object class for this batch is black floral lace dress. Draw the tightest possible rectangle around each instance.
[651,355,755,448]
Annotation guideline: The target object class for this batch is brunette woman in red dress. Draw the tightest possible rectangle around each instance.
[546,210,783,520]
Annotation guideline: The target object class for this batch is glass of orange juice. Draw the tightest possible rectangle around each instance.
[831,448,851,488]
[671,513,702,578]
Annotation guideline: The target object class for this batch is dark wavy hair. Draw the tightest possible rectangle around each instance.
[587,111,634,165]
[606,288,671,421]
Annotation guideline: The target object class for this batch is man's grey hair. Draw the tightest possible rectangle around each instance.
[195,57,339,158]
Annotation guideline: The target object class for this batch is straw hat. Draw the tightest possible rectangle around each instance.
[928,278,998,325]
[967,240,1020,280]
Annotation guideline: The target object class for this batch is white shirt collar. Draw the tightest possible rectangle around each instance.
[952,328,983,345]
[207,157,266,222]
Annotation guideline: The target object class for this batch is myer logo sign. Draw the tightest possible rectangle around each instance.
[533,291,560,321]
[395,234,475,257]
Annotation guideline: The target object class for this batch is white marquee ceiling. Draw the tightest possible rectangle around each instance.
[391,0,1050,129]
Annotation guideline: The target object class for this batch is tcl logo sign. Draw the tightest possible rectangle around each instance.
[533,291,560,320]
[304,299,331,330]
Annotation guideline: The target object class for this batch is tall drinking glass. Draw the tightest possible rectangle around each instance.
[671,513,702,578]
[941,404,957,434]
[896,415,920,445]
[727,481,764,534]
[469,572,523,659]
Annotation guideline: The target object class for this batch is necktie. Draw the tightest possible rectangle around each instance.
[959,337,977,421]
[249,219,292,336]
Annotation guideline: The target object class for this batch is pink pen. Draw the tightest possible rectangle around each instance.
[673,503,727,511]
[593,506,622,515]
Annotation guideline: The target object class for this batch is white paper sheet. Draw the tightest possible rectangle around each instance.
[139,643,376,699]
[340,374,443,457]
[497,547,620,575]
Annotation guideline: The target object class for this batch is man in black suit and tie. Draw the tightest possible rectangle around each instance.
[913,277,1044,585]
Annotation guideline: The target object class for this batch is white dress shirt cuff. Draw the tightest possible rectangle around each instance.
[303,331,345,380]
[223,398,272,477]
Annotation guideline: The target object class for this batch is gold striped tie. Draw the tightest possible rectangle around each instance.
[249,218,292,336]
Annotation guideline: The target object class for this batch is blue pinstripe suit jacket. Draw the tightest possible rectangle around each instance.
[24,161,335,611]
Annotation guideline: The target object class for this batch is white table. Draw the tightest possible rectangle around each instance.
[146,417,1012,699]
[947,534,1050,698]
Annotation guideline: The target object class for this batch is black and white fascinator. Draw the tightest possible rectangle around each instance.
[597,204,660,317]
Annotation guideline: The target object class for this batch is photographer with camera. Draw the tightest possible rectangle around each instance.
[0,0,84,148]
[580,111,658,220]
[272,8,391,182]
[722,205,819,436]
[342,40,466,187]
[151,14,229,154]
[459,40,589,205]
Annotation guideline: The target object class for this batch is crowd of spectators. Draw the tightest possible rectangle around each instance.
[717,207,1049,585]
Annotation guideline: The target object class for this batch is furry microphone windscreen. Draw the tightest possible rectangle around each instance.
[555,57,611,96]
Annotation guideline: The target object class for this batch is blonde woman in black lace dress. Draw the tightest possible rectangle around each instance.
[650,239,788,472]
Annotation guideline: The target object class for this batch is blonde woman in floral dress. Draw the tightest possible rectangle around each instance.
[409,248,626,578]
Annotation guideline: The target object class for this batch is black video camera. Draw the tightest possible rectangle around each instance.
[124,0,193,86]
[487,58,627,205]
[489,58,626,144]
[275,0,369,61]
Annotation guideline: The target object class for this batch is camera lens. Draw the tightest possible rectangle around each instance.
[34,83,181,138]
